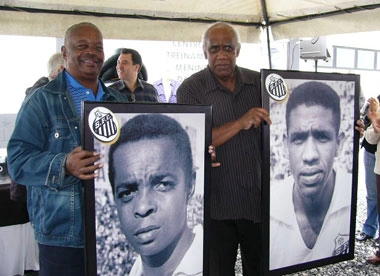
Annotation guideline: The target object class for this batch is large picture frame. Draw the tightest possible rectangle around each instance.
[82,102,212,276]
[261,69,360,275]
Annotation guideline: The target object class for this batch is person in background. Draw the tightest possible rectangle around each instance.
[108,114,202,276]
[100,50,149,85]
[356,96,380,242]
[25,52,65,95]
[153,70,180,103]
[177,22,271,275]
[363,97,380,265]
[109,48,158,103]
[7,22,128,276]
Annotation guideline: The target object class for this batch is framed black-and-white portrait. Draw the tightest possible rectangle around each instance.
[82,102,212,276]
[260,69,360,275]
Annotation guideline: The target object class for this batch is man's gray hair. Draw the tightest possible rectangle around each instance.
[201,22,241,53]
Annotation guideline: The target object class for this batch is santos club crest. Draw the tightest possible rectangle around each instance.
[88,107,120,144]
[265,73,289,102]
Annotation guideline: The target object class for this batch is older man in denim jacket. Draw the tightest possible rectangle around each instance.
[7,22,128,276]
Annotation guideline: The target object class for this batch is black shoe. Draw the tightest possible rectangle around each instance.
[24,271,39,276]
[356,231,373,242]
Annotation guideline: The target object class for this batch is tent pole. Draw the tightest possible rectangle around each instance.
[260,0,272,69]
[265,26,272,69]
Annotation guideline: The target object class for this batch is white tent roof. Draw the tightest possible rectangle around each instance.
[1,0,380,42]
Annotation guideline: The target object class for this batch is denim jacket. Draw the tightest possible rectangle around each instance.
[7,71,127,247]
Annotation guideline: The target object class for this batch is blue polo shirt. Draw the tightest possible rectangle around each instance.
[64,70,105,116]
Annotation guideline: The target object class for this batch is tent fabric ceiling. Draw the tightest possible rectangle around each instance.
[1,0,380,42]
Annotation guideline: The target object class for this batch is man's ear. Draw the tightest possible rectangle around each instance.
[335,132,346,157]
[135,64,141,73]
[61,46,67,60]
[236,43,241,57]
[283,133,289,160]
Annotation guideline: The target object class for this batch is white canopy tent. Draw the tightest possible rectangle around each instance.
[1,0,380,43]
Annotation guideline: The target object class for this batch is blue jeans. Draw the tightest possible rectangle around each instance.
[362,150,378,237]
[38,243,84,276]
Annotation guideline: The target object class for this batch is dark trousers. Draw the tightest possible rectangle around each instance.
[38,243,85,276]
[208,219,262,276]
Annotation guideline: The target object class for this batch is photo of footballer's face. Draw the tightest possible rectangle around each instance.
[112,136,194,257]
